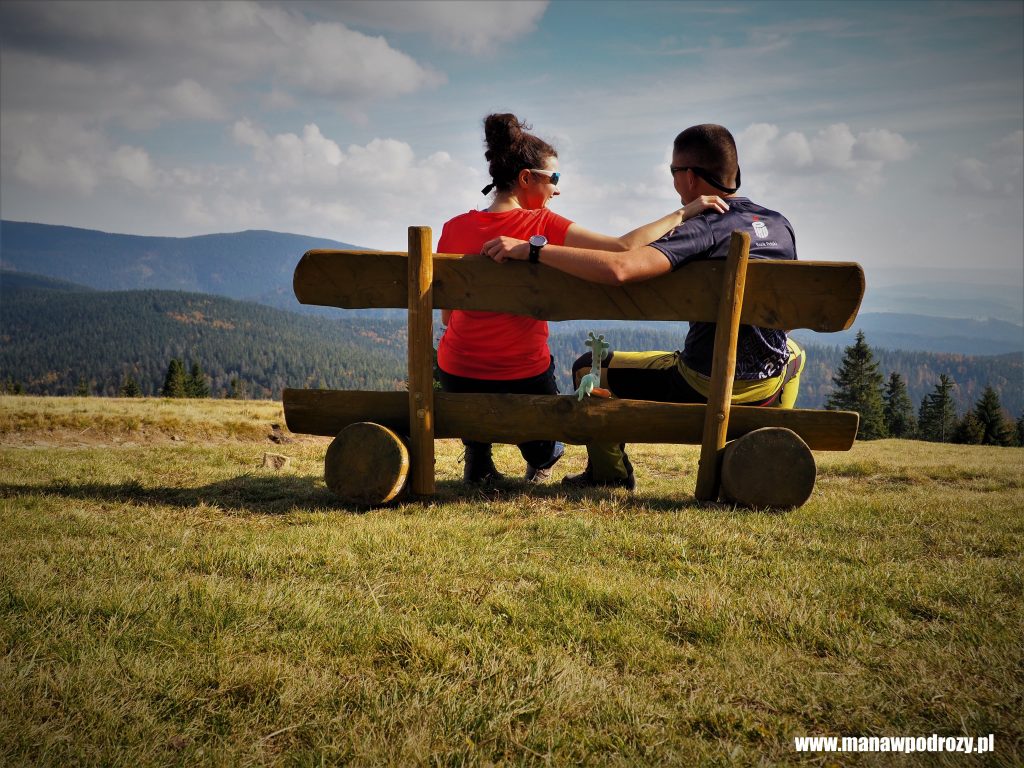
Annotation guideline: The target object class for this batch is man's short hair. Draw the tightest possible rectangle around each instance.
[673,125,739,189]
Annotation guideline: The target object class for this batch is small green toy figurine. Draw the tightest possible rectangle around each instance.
[575,332,611,400]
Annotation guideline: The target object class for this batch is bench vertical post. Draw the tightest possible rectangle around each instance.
[694,231,750,501]
[407,225,435,496]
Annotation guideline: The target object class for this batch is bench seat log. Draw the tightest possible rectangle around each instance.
[294,251,864,332]
[283,389,860,452]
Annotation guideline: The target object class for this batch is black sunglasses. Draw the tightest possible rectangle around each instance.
[669,164,740,194]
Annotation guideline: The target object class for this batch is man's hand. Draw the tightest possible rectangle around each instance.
[681,195,729,221]
[482,236,528,262]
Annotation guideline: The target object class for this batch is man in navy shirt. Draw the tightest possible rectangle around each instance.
[482,124,805,490]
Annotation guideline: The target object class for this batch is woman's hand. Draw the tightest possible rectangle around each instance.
[482,236,528,262]
[681,195,729,221]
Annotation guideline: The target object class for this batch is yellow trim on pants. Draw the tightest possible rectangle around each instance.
[679,337,805,407]
[584,339,805,481]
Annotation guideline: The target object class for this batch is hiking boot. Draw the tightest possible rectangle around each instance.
[524,464,553,484]
[561,465,636,490]
[463,444,504,485]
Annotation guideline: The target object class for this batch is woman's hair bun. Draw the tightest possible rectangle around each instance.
[480,112,555,194]
[483,113,528,158]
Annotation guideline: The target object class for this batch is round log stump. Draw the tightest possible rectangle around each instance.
[325,422,409,506]
[720,427,816,509]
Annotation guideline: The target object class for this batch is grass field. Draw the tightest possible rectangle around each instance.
[2,395,1022,766]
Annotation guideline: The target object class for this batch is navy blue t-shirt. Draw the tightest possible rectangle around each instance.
[649,198,797,379]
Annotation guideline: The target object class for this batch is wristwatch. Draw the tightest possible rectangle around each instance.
[528,234,547,263]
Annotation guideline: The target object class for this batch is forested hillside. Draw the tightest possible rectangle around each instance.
[2,276,1020,416]
[1,279,405,398]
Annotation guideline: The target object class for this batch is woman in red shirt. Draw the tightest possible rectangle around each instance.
[438,113,725,484]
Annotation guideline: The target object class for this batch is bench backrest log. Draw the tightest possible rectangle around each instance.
[294,249,864,331]
[285,225,865,499]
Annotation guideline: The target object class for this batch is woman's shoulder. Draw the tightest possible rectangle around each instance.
[443,209,483,227]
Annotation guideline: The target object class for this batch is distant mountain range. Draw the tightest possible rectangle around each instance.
[864,267,1024,325]
[0,219,364,315]
[1,219,1021,356]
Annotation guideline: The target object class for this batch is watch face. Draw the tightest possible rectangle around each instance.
[529,235,548,247]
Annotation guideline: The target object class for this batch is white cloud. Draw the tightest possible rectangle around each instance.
[2,114,160,194]
[108,145,157,189]
[737,122,917,193]
[87,118,478,246]
[952,130,1024,197]
[0,0,444,131]
[295,0,549,55]
[853,129,916,163]
[161,79,228,121]
[275,19,444,98]
[222,121,482,244]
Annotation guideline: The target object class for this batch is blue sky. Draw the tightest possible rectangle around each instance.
[1,0,1022,286]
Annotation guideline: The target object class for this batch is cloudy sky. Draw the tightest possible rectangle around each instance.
[1,0,1022,281]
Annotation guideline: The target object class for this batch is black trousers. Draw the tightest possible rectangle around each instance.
[438,357,563,469]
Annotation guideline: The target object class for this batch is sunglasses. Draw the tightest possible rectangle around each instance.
[669,164,740,194]
[529,169,560,186]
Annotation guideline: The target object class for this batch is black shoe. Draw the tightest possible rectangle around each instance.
[561,464,636,491]
[463,445,504,485]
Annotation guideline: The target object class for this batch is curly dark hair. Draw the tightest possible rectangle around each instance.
[482,113,557,193]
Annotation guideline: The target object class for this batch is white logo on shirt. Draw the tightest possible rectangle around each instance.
[752,220,769,238]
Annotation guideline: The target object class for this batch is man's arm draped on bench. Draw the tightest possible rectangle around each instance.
[482,123,806,491]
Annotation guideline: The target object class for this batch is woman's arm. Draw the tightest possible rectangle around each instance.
[563,195,728,251]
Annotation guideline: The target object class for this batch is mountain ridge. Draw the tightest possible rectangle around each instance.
[2,219,1021,354]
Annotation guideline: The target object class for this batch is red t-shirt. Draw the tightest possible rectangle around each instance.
[437,207,573,380]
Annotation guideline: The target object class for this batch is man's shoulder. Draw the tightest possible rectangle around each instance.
[726,198,793,224]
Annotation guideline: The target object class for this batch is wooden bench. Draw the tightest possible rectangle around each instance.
[283,226,865,508]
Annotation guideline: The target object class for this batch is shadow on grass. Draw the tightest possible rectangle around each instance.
[1,475,773,517]
[0,474,345,516]
[427,478,771,517]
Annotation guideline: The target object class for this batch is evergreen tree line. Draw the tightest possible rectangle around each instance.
[826,331,1022,445]
[2,283,1020,445]
[1,287,407,398]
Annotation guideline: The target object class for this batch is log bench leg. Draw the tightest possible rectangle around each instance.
[325,422,410,506]
[719,427,816,509]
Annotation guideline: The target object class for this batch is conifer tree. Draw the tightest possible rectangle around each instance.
[882,372,916,438]
[826,330,887,439]
[161,359,187,398]
[972,385,1013,446]
[229,377,247,400]
[1016,413,1024,447]
[186,362,210,398]
[120,375,142,398]
[75,379,90,397]
[953,411,984,444]
[918,375,958,442]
